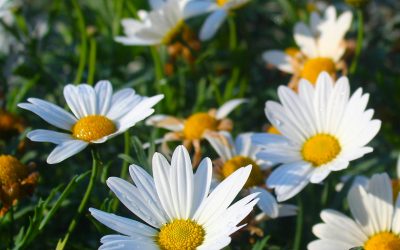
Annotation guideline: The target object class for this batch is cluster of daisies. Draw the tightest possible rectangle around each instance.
[1,0,399,250]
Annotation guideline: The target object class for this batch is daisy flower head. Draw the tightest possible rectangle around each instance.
[18,80,164,164]
[205,131,297,219]
[89,145,259,249]
[185,0,250,41]
[252,72,381,202]
[146,98,247,164]
[309,173,400,250]
[263,5,352,89]
[0,155,39,216]
[115,0,190,46]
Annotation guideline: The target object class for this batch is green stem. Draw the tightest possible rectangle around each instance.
[56,150,99,250]
[112,0,124,37]
[72,0,88,84]
[350,9,364,74]
[228,16,237,51]
[87,38,97,85]
[150,46,164,86]
[293,197,303,250]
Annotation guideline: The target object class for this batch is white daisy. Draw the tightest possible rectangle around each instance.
[252,72,381,202]
[185,0,250,41]
[115,0,189,46]
[89,145,259,249]
[263,5,352,88]
[146,98,247,165]
[308,173,400,250]
[18,80,164,164]
[205,131,297,219]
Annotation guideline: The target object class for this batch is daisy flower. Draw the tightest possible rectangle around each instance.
[205,131,297,220]
[89,145,259,249]
[146,98,246,165]
[0,155,39,216]
[185,0,250,41]
[18,80,164,164]
[263,6,352,89]
[252,72,381,202]
[115,0,189,46]
[308,173,400,250]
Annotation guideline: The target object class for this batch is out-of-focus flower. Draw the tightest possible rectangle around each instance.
[0,109,25,141]
[252,73,381,202]
[308,173,400,250]
[89,145,259,249]
[19,81,164,164]
[146,99,246,165]
[345,0,370,8]
[0,155,38,216]
[115,0,189,46]
[205,131,296,220]
[185,0,250,41]
[263,6,352,89]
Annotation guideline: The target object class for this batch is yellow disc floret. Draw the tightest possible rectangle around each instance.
[183,113,218,140]
[157,219,205,250]
[364,232,400,250]
[301,134,341,167]
[0,155,29,186]
[221,156,264,188]
[285,47,300,58]
[216,0,228,6]
[72,115,116,142]
[300,57,336,83]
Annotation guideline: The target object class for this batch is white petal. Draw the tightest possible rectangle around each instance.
[27,129,72,144]
[308,239,356,250]
[184,0,217,18]
[95,80,113,115]
[267,161,312,202]
[199,9,228,41]
[294,22,318,58]
[191,157,212,216]
[392,195,400,234]
[253,187,279,218]
[262,50,294,73]
[18,98,77,130]
[215,98,247,120]
[89,208,157,237]
[145,114,184,131]
[47,139,88,164]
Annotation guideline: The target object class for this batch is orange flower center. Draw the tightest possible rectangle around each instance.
[0,155,28,186]
[183,113,218,140]
[364,232,400,250]
[72,115,116,142]
[300,57,336,83]
[221,156,264,188]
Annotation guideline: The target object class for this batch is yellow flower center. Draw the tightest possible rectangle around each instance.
[216,0,228,6]
[364,232,400,250]
[301,134,341,167]
[285,47,300,58]
[221,156,264,188]
[162,21,184,45]
[392,179,400,202]
[300,57,336,83]
[183,113,218,140]
[157,219,205,250]
[0,155,28,186]
[267,126,281,135]
[72,115,116,142]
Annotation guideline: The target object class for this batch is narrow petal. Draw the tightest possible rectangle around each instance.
[95,80,113,115]
[199,9,228,41]
[215,98,247,120]
[262,50,294,73]
[27,129,72,144]
[253,187,279,218]
[46,139,88,164]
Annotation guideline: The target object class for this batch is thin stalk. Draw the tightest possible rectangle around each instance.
[56,149,99,249]
[112,0,124,37]
[150,46,164,86]
[72,0,88,84]
[228,16,237,51]
[293,197,303,250]
[87,38,97,85]
[350,9,364,74]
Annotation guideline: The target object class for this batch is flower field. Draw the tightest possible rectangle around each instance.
[1,0,400,249]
